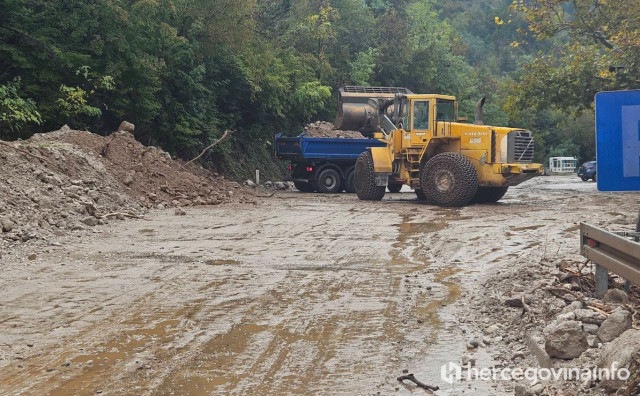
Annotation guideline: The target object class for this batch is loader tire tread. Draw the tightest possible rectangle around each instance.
[421,152,478,207]
[355,151,385,201]
[473,186,508,203]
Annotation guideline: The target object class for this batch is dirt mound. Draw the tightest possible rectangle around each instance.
[0,126,251,246]
[304,121,366,139]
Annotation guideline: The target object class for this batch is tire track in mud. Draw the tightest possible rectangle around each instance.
[2,178,637,395]
[4,200,470,396]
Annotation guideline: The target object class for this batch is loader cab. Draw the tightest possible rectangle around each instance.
[407,94,457,144]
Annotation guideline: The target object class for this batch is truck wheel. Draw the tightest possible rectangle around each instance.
[387,184,402,193]
[343,170,356,193]
[421,153,478,207]
[315,168,342,193]
[355,151,385,201]
[473,187,508,203]
[293,181,315,193]
[593,173,597,182]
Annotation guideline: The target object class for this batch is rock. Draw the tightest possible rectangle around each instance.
[123,172,135,186]
[504,293,532,307]
[544,320,589,359]
[560,300,584,313]
[482,336,492,345]
[117,121,135,132]
[274,181,287,190]
[598,329,640,392]
[582,323,599,335]
[174,208,186,216]
[1,217,14,233]
[597,310,631,342]
[514,383,539,396]
[557,311,576,321]
[265,181,273,188]
[530,383,545,394]
[603,289,630,306]
[484,324,499,335]
[82,217,99,227]
[244,180,256,188]
[586,335,599,348]
[548,298,567,313]
[574,309,606,325]
[27,254,37,261]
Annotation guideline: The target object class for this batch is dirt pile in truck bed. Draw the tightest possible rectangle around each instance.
[304,121,366,139]
[0,126,251,246]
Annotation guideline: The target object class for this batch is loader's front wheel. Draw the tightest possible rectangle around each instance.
[415,189,427,201]
[421,153,478,207]
[355,151,385,201]
[473,186,508,203]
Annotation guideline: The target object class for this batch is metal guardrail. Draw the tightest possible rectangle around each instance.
[580,223,640,296]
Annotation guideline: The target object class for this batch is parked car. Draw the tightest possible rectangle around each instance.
[577,160,597,181]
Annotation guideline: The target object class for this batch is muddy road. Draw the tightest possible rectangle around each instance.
[1,176,638,395]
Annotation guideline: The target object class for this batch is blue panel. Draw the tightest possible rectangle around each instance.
[595,90,640,191]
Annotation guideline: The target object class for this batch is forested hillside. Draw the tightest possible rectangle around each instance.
[1,0,639,179]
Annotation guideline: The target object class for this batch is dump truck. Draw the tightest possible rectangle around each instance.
[336,86,543,206]
[275,133,387,193]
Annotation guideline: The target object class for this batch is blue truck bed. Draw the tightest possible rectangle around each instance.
[275,133,386,161]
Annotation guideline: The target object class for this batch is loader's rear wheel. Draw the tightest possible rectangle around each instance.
[387,183,403,193]
[315,168,342,194]
[343,170,356,193]
[294,181,315,193]
[473,186,508,203]
[421,153,478,207]
[355,151,385,201]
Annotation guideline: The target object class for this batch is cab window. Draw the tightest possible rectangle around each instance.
[413,101,430,130]
[436,99,455,121]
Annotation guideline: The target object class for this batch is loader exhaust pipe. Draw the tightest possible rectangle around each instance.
[475,96,486,125]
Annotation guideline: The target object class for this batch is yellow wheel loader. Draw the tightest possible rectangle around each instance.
[334,86,543,206]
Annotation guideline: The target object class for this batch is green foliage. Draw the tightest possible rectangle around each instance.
[349,48,378,86]
[56,85,101,119]
[294,81,332,122]
[0,78,42,134]
[0,0,609,177]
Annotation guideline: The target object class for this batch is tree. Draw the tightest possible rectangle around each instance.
[509,0,640,112]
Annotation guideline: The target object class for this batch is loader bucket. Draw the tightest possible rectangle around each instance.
[334,86,413,134]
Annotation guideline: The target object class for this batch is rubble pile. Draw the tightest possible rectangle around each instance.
[461,252,640,395]
[303,121,366,139]
[0,126,251,247]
